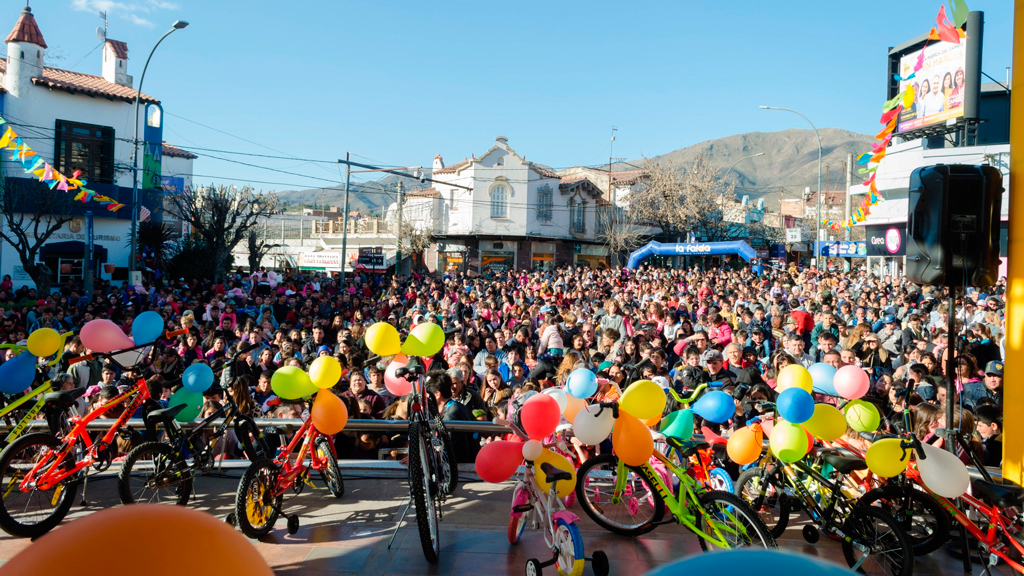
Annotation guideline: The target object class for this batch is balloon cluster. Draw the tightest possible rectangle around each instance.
[864,432,970,498]
[269,357,349,435]
[0,326,72,394]
[364,321,446,397]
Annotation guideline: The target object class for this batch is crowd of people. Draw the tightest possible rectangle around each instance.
[0,262,1007,468]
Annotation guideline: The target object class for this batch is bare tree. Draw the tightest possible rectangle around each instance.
[166,185,282,281]
[631,154,736,242]
[597,204,648,266]
[245,224,280,273]
[396,220,434,269]
[0,179,76,296]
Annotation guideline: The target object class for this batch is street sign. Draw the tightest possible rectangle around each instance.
[785,228,802,243]
[358,246,385,268]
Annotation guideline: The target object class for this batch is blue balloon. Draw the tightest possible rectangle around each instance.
[692,390,734,423]
[777,388,815,424]
[645,549,857,576]
[566,368,597,399]
[0,352,37,394]
[809,362,838,395]
[132,311,164,345]
[182,363,215,393]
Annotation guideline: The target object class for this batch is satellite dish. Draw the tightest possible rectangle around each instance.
[95,26,106,41]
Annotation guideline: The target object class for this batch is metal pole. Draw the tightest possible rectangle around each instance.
[1004,2,1024,485]
[83,211,94,295]
[340,152,351,285]
[395,181,404,278]
[844,154,854,242]
[723,152,765,182]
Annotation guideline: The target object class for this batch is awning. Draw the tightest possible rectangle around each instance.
[39,240,108,262]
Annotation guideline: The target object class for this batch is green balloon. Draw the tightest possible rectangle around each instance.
[272,365,317,400]
[168,388,203,423]
[661,409,694,441]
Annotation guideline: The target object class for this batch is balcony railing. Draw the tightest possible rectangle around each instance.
[313,218,386,235]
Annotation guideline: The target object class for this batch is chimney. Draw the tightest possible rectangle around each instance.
[102,39,131,87]
[432,154,444,171]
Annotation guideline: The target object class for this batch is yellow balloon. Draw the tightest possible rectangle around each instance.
[769,420,809,463]
[401,322,445,357]
[802,404,847,441]
[533,449,577,498]
[612,411,654,467]
[620,380,667,420]
[27,328,61,358]
[865,438,911,478]
[309,356,342,389]
[776,365,814,392]
[843,399,880,433]
[365,322,401,356]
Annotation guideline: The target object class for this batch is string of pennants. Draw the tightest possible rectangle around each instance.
[824,1,969,231]
[0,116,125,212]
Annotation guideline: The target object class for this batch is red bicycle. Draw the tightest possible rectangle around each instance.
[233,412,343,539]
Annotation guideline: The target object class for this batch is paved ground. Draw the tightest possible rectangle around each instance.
[0,467,1012,575]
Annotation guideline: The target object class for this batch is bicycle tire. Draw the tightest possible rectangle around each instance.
[554,518,585,576]
[0,432,78,539]
[434,418,458,495]
[841,505,915,576]
[860,486,950,556]
[695,490,778,551]
[117,441,192,506]
[314,436,344,498]
[408,421,440,563]
[708,467,734,493]
[507,483,530,545]
[574,453,665,537]
[234,458,283,539]
[735,466,790,539]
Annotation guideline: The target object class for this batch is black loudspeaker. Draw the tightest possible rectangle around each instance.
[906,164,1003,287]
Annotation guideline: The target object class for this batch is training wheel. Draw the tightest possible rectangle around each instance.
[225,512,236,526]
[287,515,300,535]
[525,558,542,576]
[802,524,819,543]
[591,550,610,576]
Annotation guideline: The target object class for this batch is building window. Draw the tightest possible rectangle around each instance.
[570,198,586,233]
[537,184,553,222]
[54,120,115,185]
[490,184,509,218]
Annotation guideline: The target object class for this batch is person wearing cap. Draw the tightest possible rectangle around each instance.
[963,361,1003,408]
[879,315,903,357]
[745,327,771,361]
[705,349,736,387]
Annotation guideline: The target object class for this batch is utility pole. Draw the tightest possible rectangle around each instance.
[844,154,853,242]
[339,152,351,285]
[608,126,617,203]
[395,181,405,278]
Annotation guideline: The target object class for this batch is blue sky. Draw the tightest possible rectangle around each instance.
[14,0,1015,192]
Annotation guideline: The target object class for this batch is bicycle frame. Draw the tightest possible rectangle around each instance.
[269,417,331,498]
[517,457,577,550]
[0,380,54,444]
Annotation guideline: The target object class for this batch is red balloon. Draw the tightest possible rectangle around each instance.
[475,440,523,483]
[520,394,561,440]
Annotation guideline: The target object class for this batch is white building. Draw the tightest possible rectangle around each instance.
[0,5,193,290]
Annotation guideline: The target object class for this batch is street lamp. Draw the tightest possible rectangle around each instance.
[723,152,765,182]
[760,106,823,270]
[129,20,189,277]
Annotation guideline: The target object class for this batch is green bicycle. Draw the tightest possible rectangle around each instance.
[574,387,776,550]
[0,333,77,448]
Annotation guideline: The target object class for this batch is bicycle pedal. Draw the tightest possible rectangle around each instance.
[513,504,534,514]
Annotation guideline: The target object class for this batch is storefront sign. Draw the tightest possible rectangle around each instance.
[819,241,868,258]
[357,247,385,268]
[866,224,906,256]
[481,251,515,273]
[298,252,342,270]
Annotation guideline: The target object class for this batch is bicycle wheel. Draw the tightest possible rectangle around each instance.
[408,421,440,563]
[0,432,79,538]
[735,466,790,539]
[860,486,950,555]
[696,490,777,551]
[841,505,914,576]
[507,482,530,545]
[554,518,585,576]
[234,459,282,539]
[117,441,192,506]
[314,436,344,498]
[574,453,664,537]
[708,467,734,493]
[434,419,458,495]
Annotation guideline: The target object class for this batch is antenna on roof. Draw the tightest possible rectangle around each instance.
[96,10,107,41]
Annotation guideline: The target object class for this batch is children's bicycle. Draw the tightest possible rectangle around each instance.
[502,418,608,576]
[233,410,345,538]
[0,332,77,448]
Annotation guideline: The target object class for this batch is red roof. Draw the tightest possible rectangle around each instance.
[434,158,471,175]
[5,7,46,48]
[611,169,648,184]
[0,59,159,104]
[533,165,560,179]
[162,142,197,160]
[406,187,439,198]
[105,39,128,60]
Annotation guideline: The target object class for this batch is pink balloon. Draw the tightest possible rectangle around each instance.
[80,319,135,353]
[834,365,870,399]
[520,394,561,440]
[384,354,413,396]
[761,416,775,439]
[475,440,524,483]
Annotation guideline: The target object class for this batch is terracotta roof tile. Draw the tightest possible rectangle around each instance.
[433,158,471,175]
[611,169,648,184]
[31,65,158,104]
[5,7,46,49]
[105,39,128,60]
[532,165,560,179]
[406,187,439,198]
[162,142,197,159]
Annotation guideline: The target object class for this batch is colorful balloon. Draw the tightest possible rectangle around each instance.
[843,399,880,432]
[692,390,735,423]
[384,354,413,396]
[271,365,317,400]
[131,311,165,346]
[612,411,654,466]
[865,438,911,478]
[80,319,135,353]
[365,322,401,356]
[182,363,215,393]
[520,393,561,440]
[572,404,614,445]
[309,356,342,389]
[644,548,856,576]
[541,387,568,414]
[563,391,587,422]
[533,449,576,498]
[776,365,814,393]
[168,388,203,423]
[311,389,348,435]
[808,362,838,395]
[565,369,598,399]
[521,439,544,461]
[917,442,970,498]
[620,379,666,420]
[769,420,809,463]
[27,328,61,358]
[727,425,764,465]
[661,409,694,441]
[776,388,814,424]
[802,404,847,441]
[834,365,870,399]
[401,322,445,357]
[0,352,36,394]
[475,440,523,483]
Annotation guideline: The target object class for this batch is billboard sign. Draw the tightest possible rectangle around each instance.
[819,241,868,258]
[866,225,906,256]
[897,39,967,133]
[298,252,342,271]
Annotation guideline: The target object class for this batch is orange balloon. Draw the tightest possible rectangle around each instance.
[0,505,272,576]
[612,411,654,467]
[642,412,663,427]
[564,393,587,422]
[726,425,764,465]
[311,389,349,435]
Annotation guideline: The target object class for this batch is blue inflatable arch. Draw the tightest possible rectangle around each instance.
[626,241,757,269]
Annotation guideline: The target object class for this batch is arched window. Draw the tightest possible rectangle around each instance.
[490,184,509,218]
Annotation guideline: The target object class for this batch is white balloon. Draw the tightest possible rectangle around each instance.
[522,439,544,461]
[111,349,145,368]
[542,387,568,414]
[917,442,970,498]
[572,404,615,446]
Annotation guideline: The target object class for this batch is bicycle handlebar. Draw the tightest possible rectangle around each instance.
[67,329,197,367]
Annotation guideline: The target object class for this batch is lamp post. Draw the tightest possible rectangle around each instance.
[129,20,189,277]
[760,106,822,270]
[723,152,765,182]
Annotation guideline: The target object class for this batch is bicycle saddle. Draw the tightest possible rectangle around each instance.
[700,426,728,446]
[971,479,1024,509]
[665,436,709,458]
[822,454,867,475]
[540,462,572,484]
[146,404,187,423]
[43,387,87,408]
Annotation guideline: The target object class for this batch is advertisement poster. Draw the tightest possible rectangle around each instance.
[866,225,906,256]
[480,251,515,274]
[897,38,967,132]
